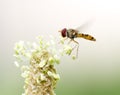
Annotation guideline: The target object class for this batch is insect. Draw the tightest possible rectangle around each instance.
[59,22,96,57]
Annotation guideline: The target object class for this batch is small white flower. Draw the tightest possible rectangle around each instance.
[32,42,38,49]
[54,55,60,64]
[47,71,53,76]
[25,53,31,58]
[63,45,72,55]
[47,71,60,80]
[49,57,55,65]
[21,71,29,78]
[36,77,41,84]
[37,35,44,46]
[14,61,19,67]
[14,41,24,54]
[40,73,46,81]
[39,60,46,68]
[53,74,60,80]
[72,55,76,60]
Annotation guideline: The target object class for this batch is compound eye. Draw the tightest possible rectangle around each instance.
[61,28,67,37]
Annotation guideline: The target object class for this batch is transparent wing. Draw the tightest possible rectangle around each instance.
[76,18,95,33]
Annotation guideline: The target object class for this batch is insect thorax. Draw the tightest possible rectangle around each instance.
[67,29,77,39]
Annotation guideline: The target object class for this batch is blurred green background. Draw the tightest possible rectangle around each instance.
[0,0,120,95]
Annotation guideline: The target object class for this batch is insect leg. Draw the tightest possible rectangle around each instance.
[68,39,72,44]
[72,40,79,58]
[68,39,79,57]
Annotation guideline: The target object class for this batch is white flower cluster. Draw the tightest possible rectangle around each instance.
[14,36,75,95]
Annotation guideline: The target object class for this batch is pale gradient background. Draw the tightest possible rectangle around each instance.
[0,0,120,95]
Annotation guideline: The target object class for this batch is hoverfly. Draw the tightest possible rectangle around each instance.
[59,21,96,57]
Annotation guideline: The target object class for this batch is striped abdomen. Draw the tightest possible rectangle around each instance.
[77,33,96,41]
